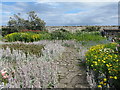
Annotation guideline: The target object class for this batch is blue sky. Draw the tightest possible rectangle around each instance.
[0,0,119,26]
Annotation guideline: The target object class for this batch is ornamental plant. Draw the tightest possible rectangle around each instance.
[50,29,72,40]
[0,68,9,85]
[73,31,105,42]
[2,43,44,57]
[85,43,120,88]
[4,32,41,42]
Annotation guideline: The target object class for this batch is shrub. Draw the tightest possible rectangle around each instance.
[4,30,106,42]
[85,43,120,88]
[4,32,41,42]
[81,26,100,32]
[74,32,106,42]
[2,27,18,36]
[40,33,51,40]
[50,29,72,40]
[7,11,46,33]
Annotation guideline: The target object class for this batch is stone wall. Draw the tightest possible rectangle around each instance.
[0,26,119,33]
[46,26,118,33]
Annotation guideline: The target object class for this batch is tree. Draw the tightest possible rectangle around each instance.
[7,11,46,32]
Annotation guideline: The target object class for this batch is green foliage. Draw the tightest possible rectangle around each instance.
[74,31,106,42]
[81,26,100,32]
[40,33,51,40]
[2,27,18,36]
[4,32,52,42]
[3,11,46,35]
[4,32,41,42]
[2,43,44,57]
[85,43,120,88]
[50,29,73,40]
[4,30,106,42]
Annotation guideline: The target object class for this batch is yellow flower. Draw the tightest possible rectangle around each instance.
[99,81,103,84]
[91,65,94,67]
[95,63,98,65]
[109,64,112,67]
[106,64,109,67]
[115,55,117,58]
[103,78,107,81]
[98,85,102,88]
[114,76,117,79]
[116,60,119,62]
[102,60,106,63]
[109,76,113,79]
[98,59,100,62]
[104,83,107,85]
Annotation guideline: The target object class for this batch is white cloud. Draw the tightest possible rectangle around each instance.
[1,0,35,2]
[1,2,118,26]
[36,0,119,3]
[3,0,118,2]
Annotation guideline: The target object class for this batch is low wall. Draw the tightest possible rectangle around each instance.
[0,26,119,33]
[46,26,118,33]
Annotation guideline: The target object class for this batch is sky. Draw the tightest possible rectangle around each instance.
[0,0,119,26]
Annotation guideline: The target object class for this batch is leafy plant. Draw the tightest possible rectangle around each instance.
[85,43,120,88]
[50,29,72,40]
[74,31,106,42]
[4,32,42,42]
[81,26,100,32]
[2,43,44,57]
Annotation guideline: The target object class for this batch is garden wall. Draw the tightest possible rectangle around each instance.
[46,26,118,33]
[0,26,119,33]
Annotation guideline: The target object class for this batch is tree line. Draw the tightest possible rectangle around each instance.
[2,11,46,36]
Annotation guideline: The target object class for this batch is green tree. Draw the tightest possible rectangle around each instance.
[26,11,46,30]
[6,11,46,33]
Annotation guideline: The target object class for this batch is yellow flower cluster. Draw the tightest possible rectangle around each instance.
[86,43,120,88]
[4,32,41,42]
[32,34,40,40]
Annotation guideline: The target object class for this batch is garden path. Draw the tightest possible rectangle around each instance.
[55,46,90,88]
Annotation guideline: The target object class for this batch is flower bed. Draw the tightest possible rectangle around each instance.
[85,43,120,88]
[4,32,41,42]
[3,31,106,42]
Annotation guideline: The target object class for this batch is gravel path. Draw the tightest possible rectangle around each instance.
[55,47,90,88]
